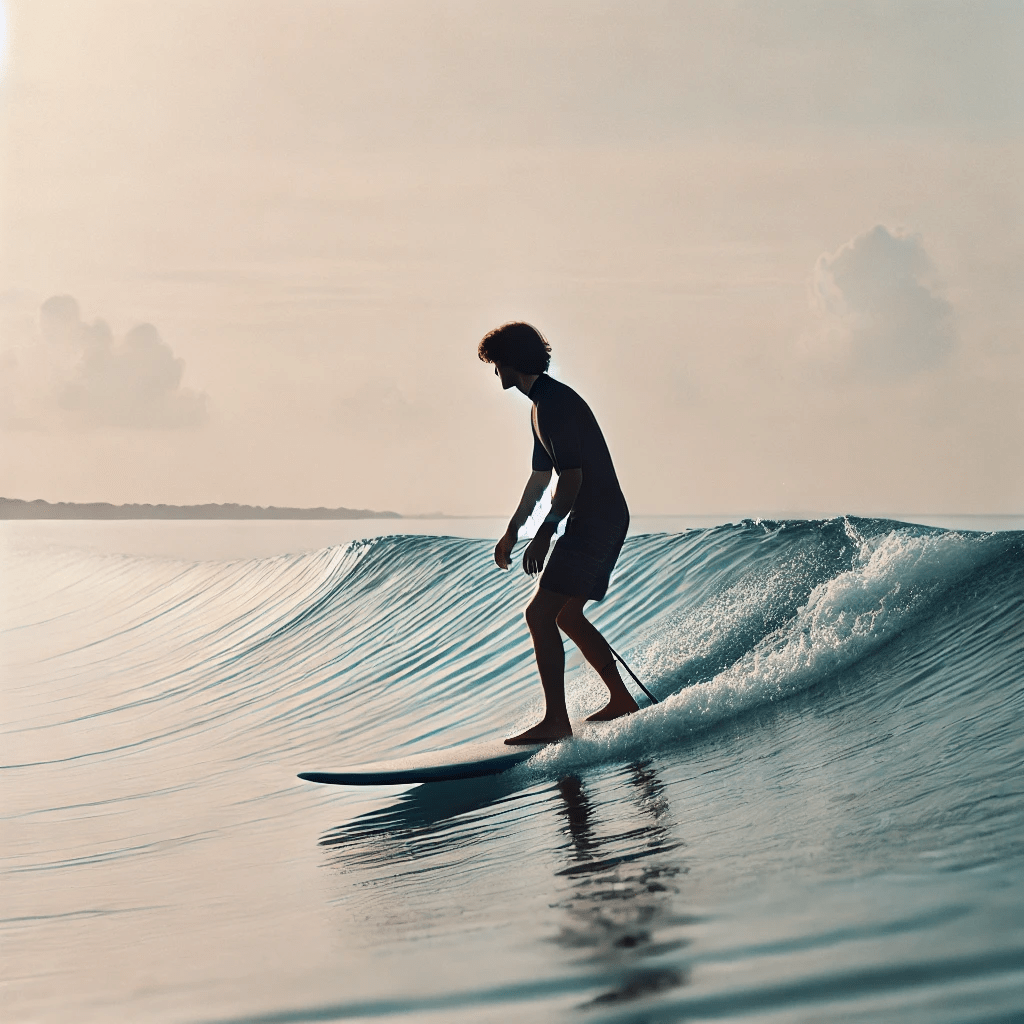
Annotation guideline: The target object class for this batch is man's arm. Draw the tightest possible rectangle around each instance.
[541,468,582,527]
[494,469,552,569]
[521,468,582,575]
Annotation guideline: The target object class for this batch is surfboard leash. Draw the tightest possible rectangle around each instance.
[606,643,659,705]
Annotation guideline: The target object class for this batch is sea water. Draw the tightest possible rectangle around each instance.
[2,516,1023,1023]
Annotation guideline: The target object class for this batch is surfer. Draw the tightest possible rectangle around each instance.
[479,322,638,744]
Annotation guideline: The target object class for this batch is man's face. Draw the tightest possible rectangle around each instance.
[493,361,517,390]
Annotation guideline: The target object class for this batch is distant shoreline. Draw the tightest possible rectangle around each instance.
[0,497,404,520]
[2,500,1019,527]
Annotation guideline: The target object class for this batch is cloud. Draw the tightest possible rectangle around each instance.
[1,296,208,429]
[808,225,955,377]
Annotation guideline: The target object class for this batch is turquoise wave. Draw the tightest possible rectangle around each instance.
[4,518,1021,772]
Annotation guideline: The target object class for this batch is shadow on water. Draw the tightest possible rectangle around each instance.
[318,770,529,865]
[319,759,696,1016]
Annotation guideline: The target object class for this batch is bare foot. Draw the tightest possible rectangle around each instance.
[504,720,573,745]
[585,694,639,722]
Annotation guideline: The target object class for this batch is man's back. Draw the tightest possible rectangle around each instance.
[528,374,627,523]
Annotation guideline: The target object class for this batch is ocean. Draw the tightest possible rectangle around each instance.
[2,515,1023,1023]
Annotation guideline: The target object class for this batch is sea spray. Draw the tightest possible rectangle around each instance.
[523,524,1011,779]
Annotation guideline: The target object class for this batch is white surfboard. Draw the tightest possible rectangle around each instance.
[297,725,582,786]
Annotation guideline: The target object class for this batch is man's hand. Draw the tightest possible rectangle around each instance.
[494,530,517,570]
[522,523,556,576]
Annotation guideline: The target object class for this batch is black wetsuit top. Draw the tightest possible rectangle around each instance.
[528,374,628,525]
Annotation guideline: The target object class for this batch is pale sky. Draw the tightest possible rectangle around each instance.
[1,1,1021,515]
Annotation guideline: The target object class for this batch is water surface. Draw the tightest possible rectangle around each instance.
[2,516,1023,1022]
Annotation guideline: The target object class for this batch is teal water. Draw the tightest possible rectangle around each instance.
[2,517,1023,1022]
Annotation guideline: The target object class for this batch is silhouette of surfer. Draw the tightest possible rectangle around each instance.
[479,322,638,744]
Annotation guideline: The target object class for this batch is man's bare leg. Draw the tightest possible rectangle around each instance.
[556,597,639,722]
[505,587,574,745]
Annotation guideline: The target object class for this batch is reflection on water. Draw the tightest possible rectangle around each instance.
[552,767,691,1010]
[319,761,697,1014]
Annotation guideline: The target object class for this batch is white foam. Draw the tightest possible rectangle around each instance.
[521,527,994,777]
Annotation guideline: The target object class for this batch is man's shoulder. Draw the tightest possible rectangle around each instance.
[534,375,586,407]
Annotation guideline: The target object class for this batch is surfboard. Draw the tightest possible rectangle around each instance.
[298,730,567,786]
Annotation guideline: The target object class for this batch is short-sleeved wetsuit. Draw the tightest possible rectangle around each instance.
[528,374,629,601]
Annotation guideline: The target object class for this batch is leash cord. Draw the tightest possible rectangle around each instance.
[606,643,659,705]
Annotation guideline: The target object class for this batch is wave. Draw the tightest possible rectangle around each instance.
[3,517,1021,781]
[528,519,1024,776]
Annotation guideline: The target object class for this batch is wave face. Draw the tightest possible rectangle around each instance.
[3,517,1023,1023]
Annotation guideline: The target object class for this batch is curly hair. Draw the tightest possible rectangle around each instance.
[477,322,551,374]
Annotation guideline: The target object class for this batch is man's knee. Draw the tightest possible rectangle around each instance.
[524,598,554,632]
[525,589,566,632]
[555,600,586,632]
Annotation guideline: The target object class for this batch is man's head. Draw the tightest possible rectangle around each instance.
[478,322,551,387]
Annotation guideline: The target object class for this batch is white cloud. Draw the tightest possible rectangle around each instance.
[1,296,208,430]
[808,225,955,377]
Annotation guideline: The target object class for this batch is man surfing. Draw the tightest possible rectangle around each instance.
[478,322,638,745]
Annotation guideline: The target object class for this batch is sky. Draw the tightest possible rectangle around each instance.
[1,1,1021,515]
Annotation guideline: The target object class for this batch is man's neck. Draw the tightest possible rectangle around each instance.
[515,372,540,396]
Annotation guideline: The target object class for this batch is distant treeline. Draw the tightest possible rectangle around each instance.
[0,498,401,520]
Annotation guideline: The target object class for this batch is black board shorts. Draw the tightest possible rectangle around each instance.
[539,514,629,602]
